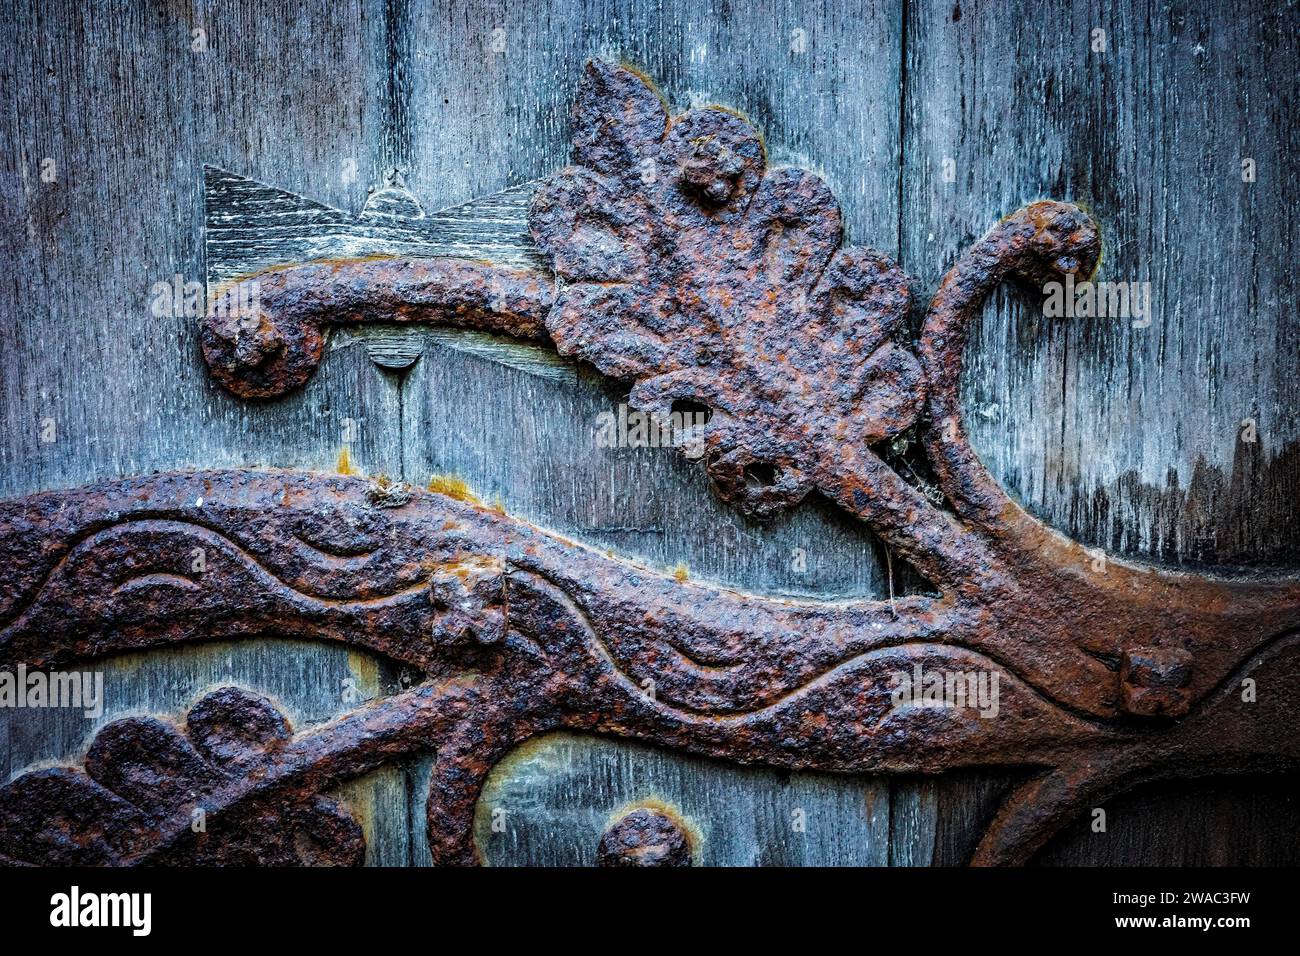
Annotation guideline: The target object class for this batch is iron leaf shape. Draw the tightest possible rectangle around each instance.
[529,61,923,516]
[0,686,365,866]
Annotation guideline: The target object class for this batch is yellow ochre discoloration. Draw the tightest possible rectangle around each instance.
[336,446,357,476]
[426,473,481,504]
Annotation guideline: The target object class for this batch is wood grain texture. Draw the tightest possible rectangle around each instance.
[0,0,413,857]
[901,0,1299,568]
[1035,773,1300,866]
[475,732,894,866]
[0,0,406,497]
[896,0,1298,862]
[2,0,1297,866]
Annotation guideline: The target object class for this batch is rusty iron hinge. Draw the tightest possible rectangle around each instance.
[2,61,1297,866]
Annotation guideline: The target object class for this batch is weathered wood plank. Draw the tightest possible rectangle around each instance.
[3,0,1296,867]
[888,778,938,866]
[203,169,543,285]
[476,733,893,866]
[0,0,406,497]
[902,0,1300,863]
[901,0,1299,568]
[1035,773,1300,866]
[0,0,411,861]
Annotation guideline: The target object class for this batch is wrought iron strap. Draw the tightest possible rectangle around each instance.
[1,469,1298,865]
[3,62,1298,866]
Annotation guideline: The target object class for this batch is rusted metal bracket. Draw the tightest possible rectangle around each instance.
[3,62,1298,866]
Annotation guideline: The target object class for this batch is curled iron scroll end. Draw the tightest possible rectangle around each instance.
[200,274,326,400]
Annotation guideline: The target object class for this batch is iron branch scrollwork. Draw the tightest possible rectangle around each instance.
[3,62,1298,866]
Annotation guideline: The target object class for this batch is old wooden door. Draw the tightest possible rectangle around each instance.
[2,0,1297,866]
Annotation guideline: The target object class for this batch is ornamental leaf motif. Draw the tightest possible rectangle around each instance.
[529,61,923,515]
[0,687,364,866]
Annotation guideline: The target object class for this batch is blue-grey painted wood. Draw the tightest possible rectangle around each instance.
[2,0,1296,867]
[901,0,1299,568]
[476,733,894,866]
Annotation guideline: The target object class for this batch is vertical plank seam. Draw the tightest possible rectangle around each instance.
[895,0,910,267]
[889,0,912,867]
[380,0,414,184]
[383,0,417,862]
